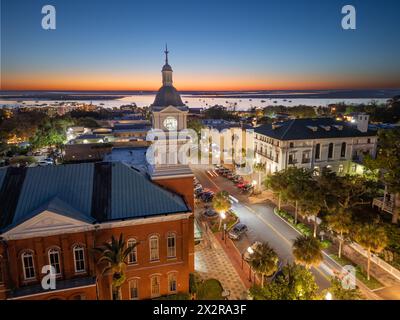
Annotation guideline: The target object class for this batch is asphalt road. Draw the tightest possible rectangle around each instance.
[191,165,383,299]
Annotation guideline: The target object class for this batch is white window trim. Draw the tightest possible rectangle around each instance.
[48,248,62,276]
[149,236,159,262]
[127,239,138,265]
[167,233,176,258]
[168,273,177,293]
[73,245,86,274]
[150,275,161,298]
[21,251,36,281]
[129,279,139,300]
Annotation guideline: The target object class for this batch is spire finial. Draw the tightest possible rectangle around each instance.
[164,43,169,65]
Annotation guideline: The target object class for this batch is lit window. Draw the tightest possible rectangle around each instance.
[127,239,138,264]
[151,276,161,297]
[149,236,159,261]
[48,249,61,276]
[73,245,86,273]
[129,279,139,300]
[352,164,357,172]
[22,251,36,280]
[168,273,177,293]
[167,234,176,258]
[338,164,344,173]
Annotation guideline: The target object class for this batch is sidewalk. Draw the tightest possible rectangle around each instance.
[194,221,248,299]
[214,231,259,289]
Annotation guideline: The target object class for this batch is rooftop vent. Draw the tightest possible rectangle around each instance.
[333,125,343,131]
[272,124,282,130]
[319,125,331,131]
[307,126,318,132]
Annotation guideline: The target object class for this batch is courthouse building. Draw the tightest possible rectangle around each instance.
[0,48,195,300]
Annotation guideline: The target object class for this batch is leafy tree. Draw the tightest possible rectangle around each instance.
[264,170,290,210]
[249,263,320,300]
[94,234,137,300]
[212,191,231,230]
[299,184,324,238]
[353,223,388,280]
[249,242,279,287]
[328,277,362,300]
[187,118,204,136]
[365,128,400,224]
[292,235,323,268]
[285,167,313,224]
[325,209,352,258]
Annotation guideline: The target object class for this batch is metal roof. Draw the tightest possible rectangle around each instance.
[254,118,377,141]
[0,162,190,232]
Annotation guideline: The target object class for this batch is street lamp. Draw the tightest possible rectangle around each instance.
[220,211,226,240]
[325,292,333,300]
[247,246,254,282]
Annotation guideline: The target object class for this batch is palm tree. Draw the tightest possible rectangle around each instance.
[353,223,388,280]
[253,162,266,194]
[212,191,231,230]
[325,209,352,258]
[94,234,137,300]
[292,235,323,268]
[249,242,279,287]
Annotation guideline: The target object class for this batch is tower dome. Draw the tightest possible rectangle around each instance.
[151,45,185,107]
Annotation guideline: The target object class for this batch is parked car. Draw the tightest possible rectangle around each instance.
[228,223,248,240]
[203,208,218,218]
[243,241,262,262]
[233,176,244,183]
[38,160,53,166]
[236,181,250,188]
[201,191,214,202]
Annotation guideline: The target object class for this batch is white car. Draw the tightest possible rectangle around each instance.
[38,160,53,166]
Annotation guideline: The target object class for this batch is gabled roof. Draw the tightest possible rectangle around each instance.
[0,162,190,233]
[254,118,377,141]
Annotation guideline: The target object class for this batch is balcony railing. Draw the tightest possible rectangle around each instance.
[288,159,298,165]
[301,158,311,164]
[372,197,394,215]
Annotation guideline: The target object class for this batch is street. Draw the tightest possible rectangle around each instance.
[191,164,383,299]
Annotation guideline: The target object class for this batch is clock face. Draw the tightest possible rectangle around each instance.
[163,116,178,131]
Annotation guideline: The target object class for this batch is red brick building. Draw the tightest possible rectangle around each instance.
[0,162,194,300]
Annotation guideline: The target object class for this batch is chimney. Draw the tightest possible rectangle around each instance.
[357,114,369,133]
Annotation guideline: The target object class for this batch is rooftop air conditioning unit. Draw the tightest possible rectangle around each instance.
[307,126,318,132]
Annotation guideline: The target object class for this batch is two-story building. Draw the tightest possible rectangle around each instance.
[254,115,377,175]
[0,162,194,300]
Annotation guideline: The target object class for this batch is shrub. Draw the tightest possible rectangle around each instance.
[320,240,332,249]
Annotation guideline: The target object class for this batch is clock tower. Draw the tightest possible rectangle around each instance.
[151,44,189,131]
[148,46,194,211]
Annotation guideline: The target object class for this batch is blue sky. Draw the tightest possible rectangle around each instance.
[1,0,400,90]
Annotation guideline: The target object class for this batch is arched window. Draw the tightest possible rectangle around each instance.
[341,142,346,158]
[315,143,321,159]
[168,273,177,293]
[129,279,139,300]
[73,245,86,273]
[149,236,159,261]
[167,233,176,258]
[48,248,61,276]
[150,275,161,297]
[21,251,36,280]
[127,239,138,264]
[328,143,334,159]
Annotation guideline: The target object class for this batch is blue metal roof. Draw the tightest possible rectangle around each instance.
[111,162,189,219]
[0,162,190,232]
[0,168,6,189]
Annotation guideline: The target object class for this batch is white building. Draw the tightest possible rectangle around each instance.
[254,116,377,175]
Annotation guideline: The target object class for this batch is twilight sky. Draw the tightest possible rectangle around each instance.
[1,0,400,91]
